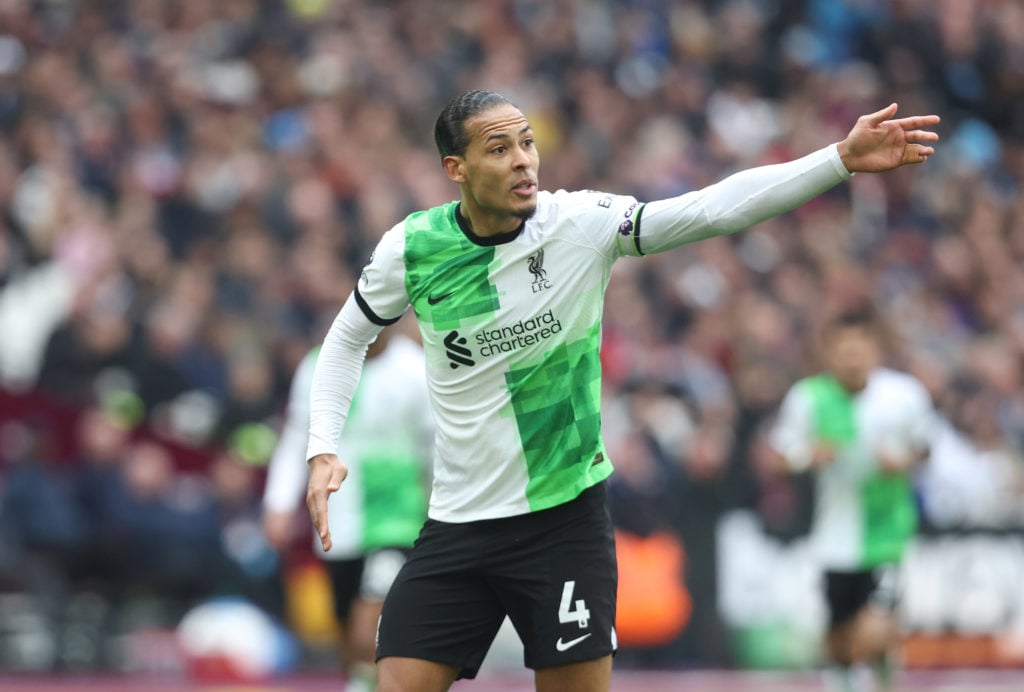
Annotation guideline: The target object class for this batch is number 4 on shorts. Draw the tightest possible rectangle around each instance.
[558,580,591,629]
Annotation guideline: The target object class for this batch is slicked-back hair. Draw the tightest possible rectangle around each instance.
[434,90,514,159]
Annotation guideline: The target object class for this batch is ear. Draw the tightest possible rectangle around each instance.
[442,155,466,183]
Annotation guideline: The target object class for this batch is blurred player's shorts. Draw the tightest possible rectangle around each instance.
[361,549,409,602]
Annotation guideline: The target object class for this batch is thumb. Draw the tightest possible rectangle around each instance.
[866,102,898,126]
[327,464,347,492]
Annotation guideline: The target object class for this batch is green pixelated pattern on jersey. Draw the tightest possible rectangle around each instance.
[504,320,612,509]
[404,203,501,330]
[803,375,916,568]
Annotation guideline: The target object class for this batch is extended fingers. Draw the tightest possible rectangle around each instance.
[306,488,328,527]
[903,129,940,143]
[307,494,331,548]
[865,102,899,125]
[903,143,934,164]
[897,113,941,127]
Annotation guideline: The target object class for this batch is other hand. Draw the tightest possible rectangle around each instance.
[262,510,297,552]
[306,453,348,551]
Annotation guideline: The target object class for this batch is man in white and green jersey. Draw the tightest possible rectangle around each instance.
[304,90,940,692]
[263,327,432,691]
[770,311,936,691]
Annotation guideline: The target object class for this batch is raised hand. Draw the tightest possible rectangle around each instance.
[306,453,348,551]
[837,103,940,173]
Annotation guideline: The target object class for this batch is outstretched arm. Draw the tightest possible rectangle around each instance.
[837,103,940,172]
[620,103,940,256]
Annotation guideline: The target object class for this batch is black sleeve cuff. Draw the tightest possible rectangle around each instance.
[354,286,402,326]
[632,203,645,256]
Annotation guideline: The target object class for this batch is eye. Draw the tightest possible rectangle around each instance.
[523,138,534,148]
[492,145,506,154]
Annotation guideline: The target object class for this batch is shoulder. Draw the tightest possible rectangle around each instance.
[402,201,459,236]
[873,368,931,399]
[537,189,637,216]
[534,189,642,247]
[791,374,824,396]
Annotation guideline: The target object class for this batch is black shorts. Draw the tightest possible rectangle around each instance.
[825,565,900,628]
[325,556,365,624]
[376,482,617,679]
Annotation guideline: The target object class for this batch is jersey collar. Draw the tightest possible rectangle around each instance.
[453,203,525,246]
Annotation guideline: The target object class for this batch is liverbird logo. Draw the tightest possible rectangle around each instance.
[527,249,551,294]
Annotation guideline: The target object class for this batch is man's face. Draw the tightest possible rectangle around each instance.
[826,325,880,393]
[447,103,539,227]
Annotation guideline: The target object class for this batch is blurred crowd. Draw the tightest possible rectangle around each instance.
[1,0,1023,673]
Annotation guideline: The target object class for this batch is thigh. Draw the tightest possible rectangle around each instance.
[376,520,506,680]
[376,656,460,692]
[534,655,612,692]
[489,484,618,671]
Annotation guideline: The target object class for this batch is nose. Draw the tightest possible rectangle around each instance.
[512,144,530,169]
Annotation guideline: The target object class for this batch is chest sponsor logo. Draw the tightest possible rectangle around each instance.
[527,249,551,294]
[475,309,562,358]
[443,331,474,369]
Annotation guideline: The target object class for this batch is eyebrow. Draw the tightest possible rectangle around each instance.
[484,124,532,143]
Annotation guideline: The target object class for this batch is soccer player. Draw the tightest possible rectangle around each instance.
[263,327,432,692]
[768,311,936,691]
[305,90,940,692]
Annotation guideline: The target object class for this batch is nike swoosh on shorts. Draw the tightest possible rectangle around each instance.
[555,633,592,652]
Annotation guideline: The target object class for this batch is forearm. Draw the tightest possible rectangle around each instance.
[305,296,382,461]
[639,144,852,254]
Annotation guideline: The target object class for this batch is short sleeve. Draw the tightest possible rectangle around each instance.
[354,223,411,325]
[547,190,645,259]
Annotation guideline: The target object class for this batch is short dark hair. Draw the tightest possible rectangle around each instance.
[434,90,514,159]
[827,309,878,331]
[821,308,882,341]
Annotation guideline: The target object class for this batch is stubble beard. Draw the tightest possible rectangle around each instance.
[513,203,537,221]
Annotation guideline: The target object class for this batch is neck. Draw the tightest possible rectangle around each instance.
[455,203,526,245]
[458,199,524,238]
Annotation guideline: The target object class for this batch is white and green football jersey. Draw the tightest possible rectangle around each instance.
[356,191,648,521]
[770,368,936,569]
[309,143,852,522]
